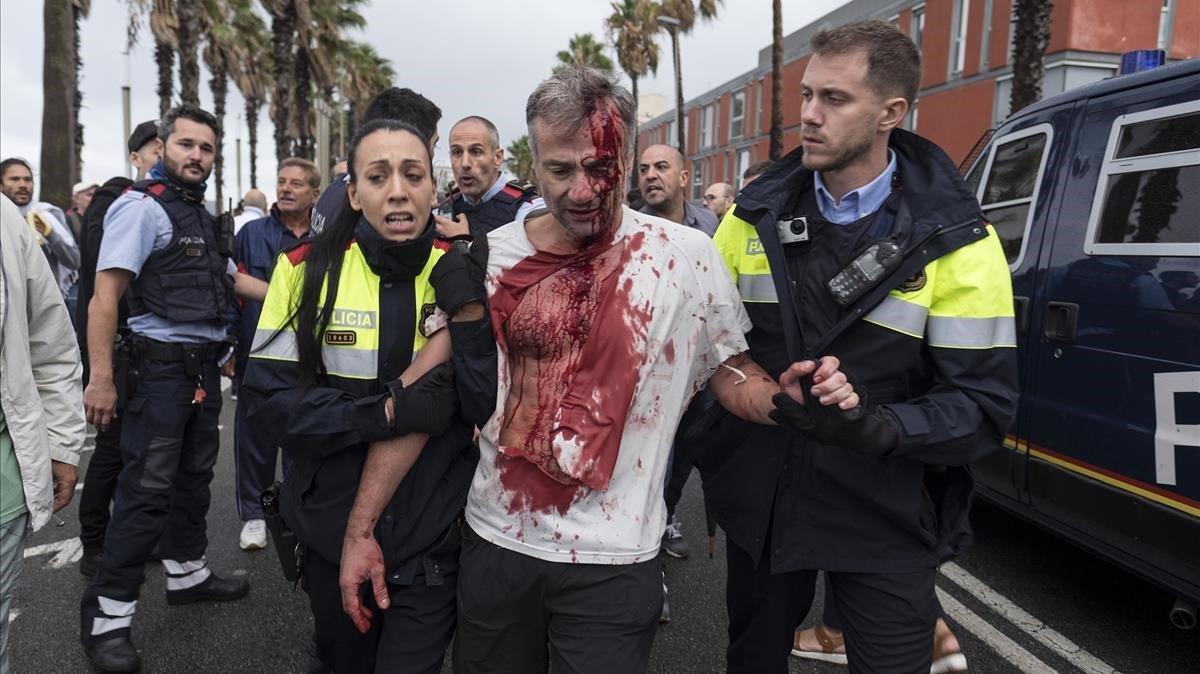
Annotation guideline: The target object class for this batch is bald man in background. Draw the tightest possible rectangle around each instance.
[703,182,735,221]
[233,189,268,235]
[637,144,718,237]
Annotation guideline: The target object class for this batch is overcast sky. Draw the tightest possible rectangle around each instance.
[0,0,850,206]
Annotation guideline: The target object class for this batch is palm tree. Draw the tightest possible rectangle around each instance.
[555,33,615,74]
[202,0,249,209]
[230,5,271,188]
[334,39,394,156]
[1010,0,1053,115]
[769,0,783,160]
[606,0,660,181]
[72,1,91,179]
[41,0,77,205]
[658,0,722,151]
[126,1,178,117]
[175,1,202,105]
[263,0,298,162]
[295,0,367,160]
[506,135,535,185]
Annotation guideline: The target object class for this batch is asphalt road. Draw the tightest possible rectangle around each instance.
[8,387,1199,672]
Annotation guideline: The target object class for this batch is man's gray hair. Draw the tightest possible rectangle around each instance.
[525,67,636,161]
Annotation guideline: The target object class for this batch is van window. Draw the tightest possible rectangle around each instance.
[1085,102,1200,256]
[973,124,1053,267]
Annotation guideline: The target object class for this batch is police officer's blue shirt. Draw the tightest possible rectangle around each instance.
[96,190,235,343]
[813,150,897,225]
[465,173,545,222]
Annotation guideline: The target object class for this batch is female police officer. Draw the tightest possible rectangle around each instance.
[243,119,477,673]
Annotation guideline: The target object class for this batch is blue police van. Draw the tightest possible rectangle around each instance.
[961,54,1199,628]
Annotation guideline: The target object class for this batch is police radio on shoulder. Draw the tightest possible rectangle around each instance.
[828,241,903,306]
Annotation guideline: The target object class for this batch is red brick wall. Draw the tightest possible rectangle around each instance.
[1171,0,1200,59]
[1062,0,1160,54]
[917,78,995,163]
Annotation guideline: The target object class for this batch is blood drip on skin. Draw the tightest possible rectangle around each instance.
[571,99,627,248]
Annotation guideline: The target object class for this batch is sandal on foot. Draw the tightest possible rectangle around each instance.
[791,624,848,665]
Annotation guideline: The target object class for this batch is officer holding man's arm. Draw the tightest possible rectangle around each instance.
[79,104,252,674]
[707,21,1019,674]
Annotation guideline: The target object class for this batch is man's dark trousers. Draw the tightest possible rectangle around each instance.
[78,419,123,556]
[81,355,222,640]
[725,537,938,674]
[233,377,288,520]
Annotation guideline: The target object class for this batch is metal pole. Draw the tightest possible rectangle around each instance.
[122,48,132,178]
[236,112,243,198]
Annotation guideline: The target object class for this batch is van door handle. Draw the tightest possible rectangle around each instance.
[1014,296,1030,334]
[1044,301,1078,343]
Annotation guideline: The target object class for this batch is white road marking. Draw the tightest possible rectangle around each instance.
[7,608,19,624]
[23,538,83,569]
[942,562,1119,674]
[936,588,1055,674]
[75,482,84,491]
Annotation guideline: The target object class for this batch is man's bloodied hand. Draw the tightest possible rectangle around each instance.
[770,356,899,455]
[339,532,389,634]
[778,356,859,409]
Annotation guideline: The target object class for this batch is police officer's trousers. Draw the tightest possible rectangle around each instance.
[725,537,938,674]
[233,378,290,521]
[81,357,222,642]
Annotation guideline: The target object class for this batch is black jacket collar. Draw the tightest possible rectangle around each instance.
[354,215,436,282]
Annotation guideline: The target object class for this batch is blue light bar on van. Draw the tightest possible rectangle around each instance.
[1120,50,1166,75]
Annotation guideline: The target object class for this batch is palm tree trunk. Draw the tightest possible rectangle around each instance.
[1010,0,1054,115]
[272,6,296,162]
[246,97,259,188]
[40,0,76,207]
[176,2,201,105]
[72,4,84,181]
[769,0,784,160]
[210,66,228,210]
[630,74,640,190]
[293,47,313,159]
[673,30,684,154]
[156,40,174,117]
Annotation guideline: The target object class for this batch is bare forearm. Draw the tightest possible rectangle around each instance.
[710,354,779,426]
[345,435,428,539]
[86,297,118,384]
[235,272,269,302]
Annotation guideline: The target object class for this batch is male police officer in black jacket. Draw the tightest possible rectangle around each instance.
[705,21,1019,673]
[80,105,257,673]
[435,116,542,239]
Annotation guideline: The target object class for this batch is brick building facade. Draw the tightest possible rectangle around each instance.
[636,0,1199,198]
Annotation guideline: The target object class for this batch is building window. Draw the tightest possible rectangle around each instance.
[730,92,745,141]
[1158,0,1176,51]
[701,104,715,148]
[692,159,704,200]
[755,79,764,136]
[735,148,751,189]
[667,119,676,146]
[911,4,925,51]
[905,102,919,132]
[1085,102,1200,256]
[974,124,1054,267]
[950,0,970,75]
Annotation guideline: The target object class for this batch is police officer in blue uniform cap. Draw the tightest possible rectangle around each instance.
[80,104,252,673]
[435,116,543,239]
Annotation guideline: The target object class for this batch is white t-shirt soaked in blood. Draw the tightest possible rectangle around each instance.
[465,205,752,565]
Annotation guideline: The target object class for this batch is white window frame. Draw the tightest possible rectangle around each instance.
[974,122,1055,270]
[1083,99,1200,257]
[730,92,745,141]
[736,148,751,189]
[950,0,970,76]
[701,104,715,148]
[911,4,926,51]
[692,159,704,200]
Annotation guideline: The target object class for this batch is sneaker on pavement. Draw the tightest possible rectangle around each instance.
[83,634,142,673]
[662,514,690,559]
[165,572,250,606]
[239,519,268,551]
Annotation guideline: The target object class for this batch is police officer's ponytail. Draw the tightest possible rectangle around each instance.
[292,119,432,385]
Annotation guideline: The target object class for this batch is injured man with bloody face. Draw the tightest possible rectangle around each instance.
[442,67,860,674]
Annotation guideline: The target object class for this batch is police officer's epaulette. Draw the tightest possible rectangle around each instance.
[130,180,175,201]
[502,179,538,201]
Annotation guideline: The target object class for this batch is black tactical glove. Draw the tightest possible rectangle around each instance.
[385,362,459,437]
[768,374,898,455]
[429,236,489,317]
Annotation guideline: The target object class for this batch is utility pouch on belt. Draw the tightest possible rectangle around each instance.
[262,482,303,585]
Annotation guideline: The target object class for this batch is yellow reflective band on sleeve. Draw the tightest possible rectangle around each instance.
[925,224,1016,349]
[738,273,778,303]
[250,327,298,361]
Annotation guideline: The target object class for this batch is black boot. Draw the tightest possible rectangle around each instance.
[83,635,142,673]
[165,572,250,606]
